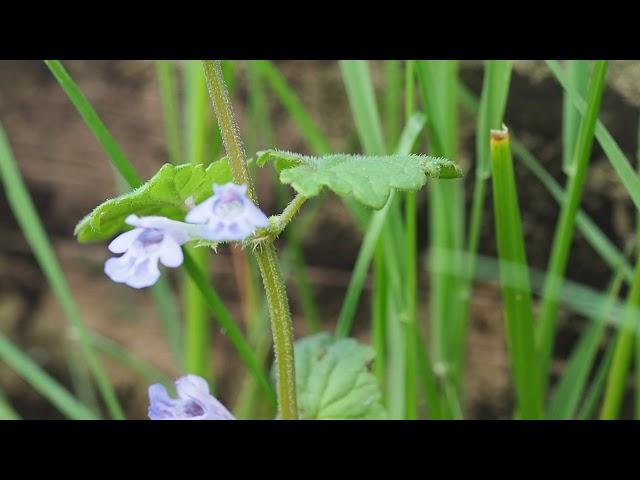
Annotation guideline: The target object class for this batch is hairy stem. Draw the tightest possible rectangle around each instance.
[202,60,298,419]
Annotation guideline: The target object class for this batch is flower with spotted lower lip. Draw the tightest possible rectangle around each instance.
[148,374,235,420]
[185,183,269,242]
[104,214,196,289]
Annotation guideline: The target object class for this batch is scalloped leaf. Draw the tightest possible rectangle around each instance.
[287,333,387,420]
[257,149,463,209]
[74,158,232,242]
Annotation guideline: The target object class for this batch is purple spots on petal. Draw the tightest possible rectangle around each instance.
[136,228,164,246]
[184,401,205,418]
[148,375,236,420]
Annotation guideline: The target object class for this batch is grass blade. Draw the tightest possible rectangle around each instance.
[548,255,626,419]
[339,61,387,155]
[334,112,426,339]
[384,60,403,148]
[0,387,20,420]
[489,126,542,419]
[546,60,640,213]
[183,60,212,381]
[458,83,634,282]
[600,251,640,419]
[537,61,609,395]
[457,60,512,381]
[90,333,173,386]
[416,61,463,411]
[155,60,182,165]
[578,334,617,419]
[562,61,590,174]
[0,334,98,419]
[256,60,332,155]
[0,122,124,419]
[45,60,142,188]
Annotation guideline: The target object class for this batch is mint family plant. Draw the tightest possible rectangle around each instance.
[73,61,462,419]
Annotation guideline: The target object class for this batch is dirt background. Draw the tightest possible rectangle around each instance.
[0,60,639,419]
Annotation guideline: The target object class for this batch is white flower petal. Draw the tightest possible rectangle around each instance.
[125,214,141,227]
[244,203,269,228]
[185,198,216,224]
[125,257,161,289]
[107,228,142,254]
[176,374,211,398]
[159,236,184,268]
[104,255,133,283]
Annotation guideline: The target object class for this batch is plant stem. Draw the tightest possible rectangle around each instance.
[267,194,307,239]
[201,61,256,202]
[202,60,298,419]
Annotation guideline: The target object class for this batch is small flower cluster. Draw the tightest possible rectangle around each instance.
[104,183,268,289]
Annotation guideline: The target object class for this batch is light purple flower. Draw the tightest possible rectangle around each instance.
[104,214,196,289]
[148,374,235,420]
[185,183,269,242]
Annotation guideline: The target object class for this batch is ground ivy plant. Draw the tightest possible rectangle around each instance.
[74,60,462,420]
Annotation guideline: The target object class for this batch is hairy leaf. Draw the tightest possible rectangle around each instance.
[257,149,462,209]
[75,159,232,242]
[291,333,387,419]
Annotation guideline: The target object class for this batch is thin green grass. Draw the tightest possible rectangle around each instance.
[458,83,634,282]
[182,60,212,381]
[0,334,98,419]
[0,386,20,420]
[0,121,124,419]
[600,254,640,419]
[457,60,512,386]
[490,127,542,419]
[547,60,640,213]
[537,60,609,397]
[416,60,464,417]
[156,60,182,165]
[548,251,627,419]
[562,61,590,174]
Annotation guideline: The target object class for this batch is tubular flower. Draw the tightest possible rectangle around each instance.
[104,214,196,289]
[185,183,269,242]
[148,375,235,420]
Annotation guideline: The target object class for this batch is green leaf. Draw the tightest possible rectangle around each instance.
[74,158,232,242]
[257,149,462,210]
[291,333,388,419]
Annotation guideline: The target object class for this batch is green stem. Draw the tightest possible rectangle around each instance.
[265,194,308,240]
[201,61,255,201]
[202,60,298,419]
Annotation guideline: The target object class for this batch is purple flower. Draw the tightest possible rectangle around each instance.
[185,183,269,242]
[148,374,235,420]
[104,214,196,289]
